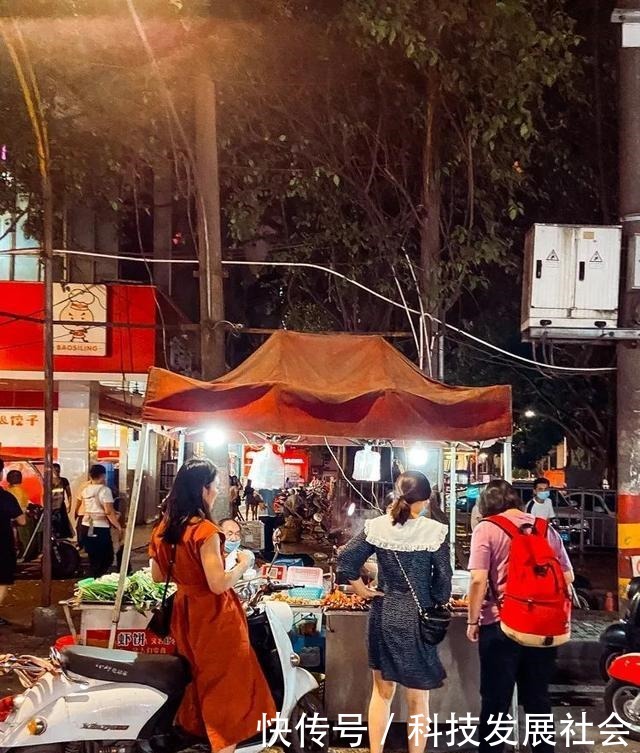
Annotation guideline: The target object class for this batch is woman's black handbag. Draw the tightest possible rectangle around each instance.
[393,551,451,645]
[148,545,176,639]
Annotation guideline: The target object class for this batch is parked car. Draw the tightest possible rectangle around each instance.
[555,491,616,548]
[512,483,616,549]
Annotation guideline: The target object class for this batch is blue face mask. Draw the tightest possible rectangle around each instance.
[419,506,429,517]
[536,490,550,501]
[224,539,241,554]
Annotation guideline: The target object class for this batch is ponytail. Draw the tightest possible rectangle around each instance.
[390,496,412,526]
[391,470,432,525]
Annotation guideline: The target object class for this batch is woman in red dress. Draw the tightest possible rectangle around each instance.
[150,458,275,753]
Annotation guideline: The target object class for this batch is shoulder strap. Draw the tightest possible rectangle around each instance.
[393,551,425,616]
[533,517,550,538]
[526,499,534,514]
[161,544,177,607]
[483,514,520,538]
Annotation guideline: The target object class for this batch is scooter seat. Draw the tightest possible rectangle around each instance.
[60,645,190,696]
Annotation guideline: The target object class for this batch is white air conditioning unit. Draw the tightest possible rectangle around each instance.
[521,224,621,337]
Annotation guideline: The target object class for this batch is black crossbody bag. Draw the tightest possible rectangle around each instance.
[148,545,176,639]
[394,551,451,646]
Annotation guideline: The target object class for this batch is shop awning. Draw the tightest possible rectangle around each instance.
[142,331,512,442]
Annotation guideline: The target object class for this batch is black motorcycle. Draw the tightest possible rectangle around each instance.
[20,502,80,579]
[599,577,640,681]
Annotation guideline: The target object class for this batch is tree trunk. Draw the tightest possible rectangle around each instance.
[195,71,226,382]
[153,158,173,297]
[420,73,442,375]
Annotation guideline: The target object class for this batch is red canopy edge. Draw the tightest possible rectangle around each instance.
[142,331,512,442]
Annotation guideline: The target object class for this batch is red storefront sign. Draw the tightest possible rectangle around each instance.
[0,282,156,375]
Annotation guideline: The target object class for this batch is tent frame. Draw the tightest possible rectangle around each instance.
[108,426,518,750]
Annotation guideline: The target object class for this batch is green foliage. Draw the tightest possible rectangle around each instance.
[216,0,584,331]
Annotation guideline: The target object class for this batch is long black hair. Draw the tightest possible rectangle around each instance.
[390,470,432,526]
[161,457,218,545]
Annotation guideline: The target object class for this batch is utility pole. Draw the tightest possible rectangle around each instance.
[195,70,229,520]
[195,70,226,382]
[1,21,54,611]
[41,154,54,609]
[613,4,640,605]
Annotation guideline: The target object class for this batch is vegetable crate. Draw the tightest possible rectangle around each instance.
[61,601,176,655]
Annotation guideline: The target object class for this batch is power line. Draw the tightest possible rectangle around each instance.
[0,248,617,374]
[0,247,199,264]
[221,260,618,374]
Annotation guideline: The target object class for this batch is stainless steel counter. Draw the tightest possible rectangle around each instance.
[324,611,480,721]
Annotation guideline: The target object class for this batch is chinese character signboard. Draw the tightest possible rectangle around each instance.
[0,410,58,448]
[85,629,176,655]
[53,284,107,356]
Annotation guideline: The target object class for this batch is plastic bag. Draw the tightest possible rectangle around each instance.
[249,444,286,489]
[353,445,381,482]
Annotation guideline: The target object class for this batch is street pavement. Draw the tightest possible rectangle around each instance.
[0,534,632,752]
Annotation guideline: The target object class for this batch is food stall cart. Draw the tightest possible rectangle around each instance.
[113,330,512,721]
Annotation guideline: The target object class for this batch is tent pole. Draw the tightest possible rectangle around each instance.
[177,430,186,466]
[448,443,457,570]
[437,447,444,494]
[108,423,150,649]
[502,435,519,750]
[503,437,513,484]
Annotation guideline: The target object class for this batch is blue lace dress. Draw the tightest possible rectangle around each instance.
[337,514,452,690]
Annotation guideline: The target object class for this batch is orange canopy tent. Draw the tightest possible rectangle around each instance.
[142,331,512,442]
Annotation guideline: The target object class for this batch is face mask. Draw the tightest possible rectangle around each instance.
[224,539,241,554]
[536,490,550,501]
[418,506,429,518]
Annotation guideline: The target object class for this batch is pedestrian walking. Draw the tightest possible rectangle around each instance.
[6,469,33,556]
[77,464,122,578]
[0,459,26,625]
[338,470,452,753]
[526,476,556,520]
[244,481,260,521]
[467,479,574,753]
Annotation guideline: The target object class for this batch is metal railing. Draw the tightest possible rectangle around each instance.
[513,486,617,550]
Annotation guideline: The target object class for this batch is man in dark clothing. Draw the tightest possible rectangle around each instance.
[0,459,26,625]
[53,464,72,508]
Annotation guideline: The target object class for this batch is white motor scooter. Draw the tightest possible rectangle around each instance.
[0,582,324,753]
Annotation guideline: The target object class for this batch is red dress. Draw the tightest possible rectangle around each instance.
[150,519,276,751]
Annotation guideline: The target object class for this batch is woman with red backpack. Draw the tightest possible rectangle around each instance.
[467,480,574,753]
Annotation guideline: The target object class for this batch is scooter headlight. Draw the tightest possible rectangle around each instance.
[27,718,47,736]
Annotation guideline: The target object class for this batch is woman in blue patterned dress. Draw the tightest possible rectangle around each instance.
[337,471,452,753]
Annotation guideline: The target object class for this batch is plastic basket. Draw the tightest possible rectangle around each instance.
[286,566,324,587]
[54,634,76,651]
[289,586,325,600]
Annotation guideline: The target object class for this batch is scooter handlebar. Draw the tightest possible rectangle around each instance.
[264,583,295,593]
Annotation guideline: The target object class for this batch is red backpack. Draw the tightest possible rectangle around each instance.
[485,515,571,647]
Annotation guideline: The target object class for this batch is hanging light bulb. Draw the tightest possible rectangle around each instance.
[408,445,429,467]
[204,426,227,447]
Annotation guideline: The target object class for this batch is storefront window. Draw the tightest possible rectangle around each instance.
[0,254,10,280]
[13,254,40,281]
